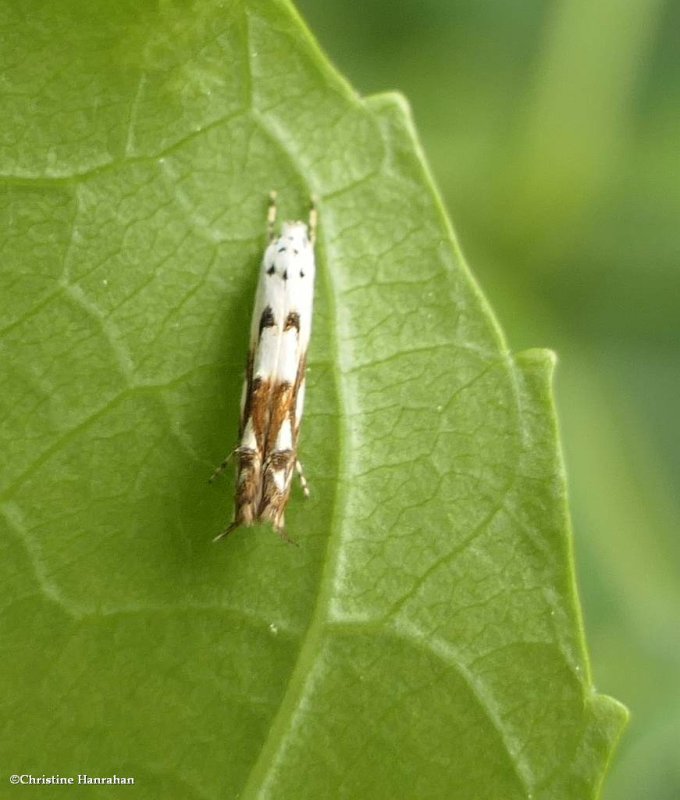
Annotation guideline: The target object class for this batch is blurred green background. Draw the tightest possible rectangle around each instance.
[294,0,680,797]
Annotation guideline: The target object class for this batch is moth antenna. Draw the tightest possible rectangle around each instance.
[208,449,235,484]
[308,195,319,246]
[267,190,278,242]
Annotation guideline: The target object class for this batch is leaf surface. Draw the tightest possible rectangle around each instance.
[0,1,626,797]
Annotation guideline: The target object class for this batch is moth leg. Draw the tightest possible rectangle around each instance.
[275,525,299,548]
[295,459,310,497]
[267,190,278,242]
[208,449,236,484]
[213,521,239,543]
[308,195,318,246]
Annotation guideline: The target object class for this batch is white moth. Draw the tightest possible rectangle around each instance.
[211,192,317,543]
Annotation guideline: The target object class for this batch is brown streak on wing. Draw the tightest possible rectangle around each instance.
[255,351,309,529]
[231,447,261,528]
[234,343,310,534]
[258,448,295,531]
[294,352,307,392]
[292,352,307,436]
[250,377,273,451]
[239,350,255,435]
[264,381,295,454]
[257,380,298,529]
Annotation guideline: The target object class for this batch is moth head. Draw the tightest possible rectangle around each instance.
[263,221,316,282]
[279,221,311,249]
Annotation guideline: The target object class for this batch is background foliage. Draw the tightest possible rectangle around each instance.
[294,0,680,798]
[0,0,663,796]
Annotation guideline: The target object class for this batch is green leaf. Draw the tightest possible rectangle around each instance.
[0,0,627,797]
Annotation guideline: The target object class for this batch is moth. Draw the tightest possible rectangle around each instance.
[211,192,317,543]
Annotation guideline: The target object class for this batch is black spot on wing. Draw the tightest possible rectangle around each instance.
[282,270,288,281]
[267,264,275,275]
[259,305,275,338]
[285,311,300,332]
